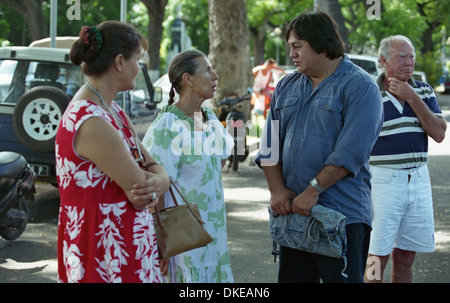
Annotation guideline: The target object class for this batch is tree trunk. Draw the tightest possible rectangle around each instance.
[0,0,47,42]
[416,2,440,54]
[421,26,435,54]
[141,0,168,81]
[314,0,349,52]
[250,21,269,66]
[208,0,252,112]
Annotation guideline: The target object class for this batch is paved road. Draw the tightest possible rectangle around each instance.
[0,93,449,283]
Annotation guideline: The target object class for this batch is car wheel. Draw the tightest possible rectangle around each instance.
[13,86,71,152]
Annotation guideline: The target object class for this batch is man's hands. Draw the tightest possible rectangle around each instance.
[387,77,415,101]
[291,187,320,216]
[269,187,296,216]
[270,186,319,217]
[387,77,447,143]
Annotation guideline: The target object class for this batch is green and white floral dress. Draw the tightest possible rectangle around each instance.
[142,105,234,283]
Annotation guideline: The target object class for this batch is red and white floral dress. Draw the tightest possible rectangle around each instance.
[55,100,162,283]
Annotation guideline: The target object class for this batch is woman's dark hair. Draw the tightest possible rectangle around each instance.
[285,11,345,60]
[70,20,148,77]
[167,49,206,105]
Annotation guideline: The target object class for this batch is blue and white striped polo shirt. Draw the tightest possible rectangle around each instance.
[369,74,444,169]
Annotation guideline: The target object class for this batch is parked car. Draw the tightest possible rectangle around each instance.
[412,71,428,83]
[347,53,382,80]
[152,73,172,109]
[0,46,162,184]
[443,75,450,94]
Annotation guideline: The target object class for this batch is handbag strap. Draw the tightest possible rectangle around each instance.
[169,179,188,205]
[168,186,179,206]
[154,179,205,225]
[169,179,205,224]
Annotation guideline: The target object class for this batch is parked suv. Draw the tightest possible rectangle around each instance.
[0,46,161,184]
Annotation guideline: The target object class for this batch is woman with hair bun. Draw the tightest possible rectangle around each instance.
[55,21,170,283]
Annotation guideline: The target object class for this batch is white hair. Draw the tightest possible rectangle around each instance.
[377,35,415,68]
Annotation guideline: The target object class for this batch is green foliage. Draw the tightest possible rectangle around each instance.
[342,0,427,54]
[341,0,447,84]
[247,0,282,27]
[246,0,313,64]
[0,0,447,82]
[0,18,9,46]
[49,0,137,36]
[172,0,209,53]
[0,4,26,45]
[0,0,146,45]
[247,0,314,26]
[416,51,442,86]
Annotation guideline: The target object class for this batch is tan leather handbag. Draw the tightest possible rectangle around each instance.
[152,180,213,259]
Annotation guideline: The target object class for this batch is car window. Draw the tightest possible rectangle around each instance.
[0,59,84,104]
[1,56,154,116]
[349,58,378,76]
[59,64,84,96]
[0,60,18,102]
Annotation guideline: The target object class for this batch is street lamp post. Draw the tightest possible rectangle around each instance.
[50,0,57,48]
[121,0,127,22]
[441,27,446,72]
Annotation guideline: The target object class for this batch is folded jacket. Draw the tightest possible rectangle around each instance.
[269,204,348,277]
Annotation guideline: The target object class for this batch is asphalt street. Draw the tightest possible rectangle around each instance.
[0,93,449,284]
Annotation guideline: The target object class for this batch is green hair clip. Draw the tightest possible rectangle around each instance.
[90,26,103,54]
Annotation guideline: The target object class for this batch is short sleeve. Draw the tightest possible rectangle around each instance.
[142,113,185,180]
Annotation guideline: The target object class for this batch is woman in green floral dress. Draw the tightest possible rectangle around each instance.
[141,50,234,282]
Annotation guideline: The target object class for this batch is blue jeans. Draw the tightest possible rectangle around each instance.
[278,223,370,283]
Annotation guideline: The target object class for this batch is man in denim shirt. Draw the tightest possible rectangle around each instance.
[255,12,383,282]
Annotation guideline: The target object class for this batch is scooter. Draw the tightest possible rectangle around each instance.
[0,151,36,240]
[218,89,252,172]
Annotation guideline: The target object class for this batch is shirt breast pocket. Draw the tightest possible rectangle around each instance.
[310,97,344,139]
[274,96,298,120]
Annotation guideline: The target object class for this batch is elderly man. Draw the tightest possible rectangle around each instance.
[364,35,447,283]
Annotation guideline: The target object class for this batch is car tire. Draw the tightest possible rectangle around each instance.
[13,86,71,152]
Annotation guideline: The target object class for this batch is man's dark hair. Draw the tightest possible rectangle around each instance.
[285,11,345,60]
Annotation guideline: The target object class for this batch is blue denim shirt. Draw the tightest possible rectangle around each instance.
[255,55,383,226]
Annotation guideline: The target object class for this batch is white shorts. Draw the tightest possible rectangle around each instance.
[368,165,435,256]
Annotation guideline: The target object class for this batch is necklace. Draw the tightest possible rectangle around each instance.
[86,82,124,129]
[85,82,145,163]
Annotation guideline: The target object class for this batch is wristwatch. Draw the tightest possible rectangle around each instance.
[310,177,324,193]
